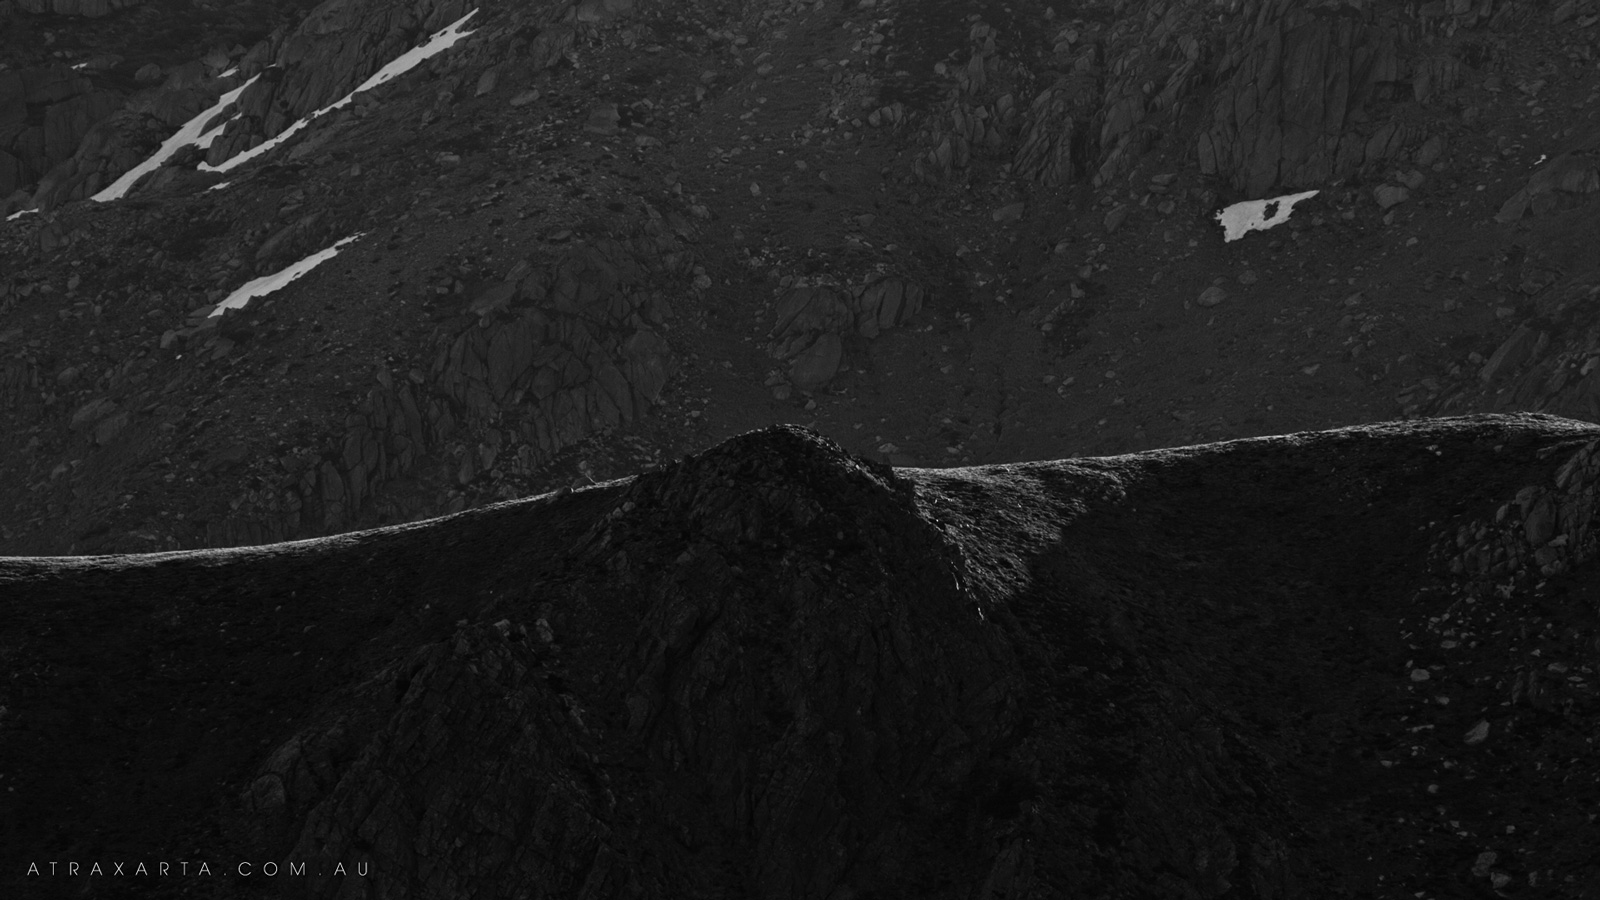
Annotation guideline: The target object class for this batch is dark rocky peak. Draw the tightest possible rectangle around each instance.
[604,422,918,539]
[5,414,1600,897]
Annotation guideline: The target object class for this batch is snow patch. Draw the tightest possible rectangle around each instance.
[220,66,238,78]
[91,74,262,203]
[209,233,365,317]
[6,208,37,221]
[200,9,479,174]
[206,181,232,192]
[1214,190,1320,242]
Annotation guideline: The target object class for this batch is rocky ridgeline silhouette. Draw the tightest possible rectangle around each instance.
[3,414,1599,898]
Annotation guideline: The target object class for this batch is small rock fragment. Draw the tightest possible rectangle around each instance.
[585,104,621,135]
[992,202,1025,223]
[1374,184,1410,209]
[1464,719,1490,744]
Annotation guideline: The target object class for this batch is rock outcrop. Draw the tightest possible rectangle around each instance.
[1195,0,1416,197]
[1423,268,1600,422]
[906,0,1486,202]
[0,65,120,203]
[1493,125,1600,223]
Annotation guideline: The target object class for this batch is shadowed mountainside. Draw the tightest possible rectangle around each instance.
[7,0,1600,561]
[4,413,1600,898]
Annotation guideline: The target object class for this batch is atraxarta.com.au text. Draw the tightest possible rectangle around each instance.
[25,860,370,878]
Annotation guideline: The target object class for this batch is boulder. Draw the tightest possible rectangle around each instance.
[469,282,516,317]
[1374,184,1409,209]
[992,201,1025,223]
[790,332,843,391]
[585,104,620,136]
[92,410,130,446]
[771,286,852,340]
[69,397,117,430]
[1480,326,1548,384]
[1495,188,1531,224]
[527,25,576,72]
[1414,134,1445,167]
[255,213,322,262]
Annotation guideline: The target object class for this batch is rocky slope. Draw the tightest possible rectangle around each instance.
[2,0,1600,556]
[3,413,1599,898]
[0,0,323,204]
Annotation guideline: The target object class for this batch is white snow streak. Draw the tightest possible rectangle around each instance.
[199,9,479,174]
[1214,190,1320,242]
[91,74,262,203]
[208,233,365,317]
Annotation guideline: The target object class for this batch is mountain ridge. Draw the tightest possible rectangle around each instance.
[6,0,1600,557]
[4,413,1600,898]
